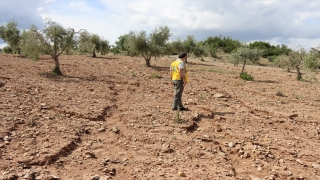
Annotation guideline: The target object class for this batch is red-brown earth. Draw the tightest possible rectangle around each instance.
[0,53,320,180]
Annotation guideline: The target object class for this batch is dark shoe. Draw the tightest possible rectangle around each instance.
[179,107,189,111]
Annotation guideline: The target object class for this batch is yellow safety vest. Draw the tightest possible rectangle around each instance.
[171,59,188,82]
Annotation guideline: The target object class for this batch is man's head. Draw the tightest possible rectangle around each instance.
[178,52,187,60]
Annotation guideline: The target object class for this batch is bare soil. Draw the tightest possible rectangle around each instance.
[1,54,320,180]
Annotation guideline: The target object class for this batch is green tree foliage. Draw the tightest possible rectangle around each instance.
[287,48,307,80]
[100,39,109,55]
[78,31,95,56]
[20,19,84,75]
[249,41,292,60]
[169,39,184,55]
[0,19,21,54]
[126,26,171,67]
[304,47,320,71]
[183,35,197,60]
[274,55,291,72]
[149,26,171,58]
[2,46,12,54]
[193,41,209,61]
[90,34,100,57]
[231,47,264,74]
[203,35,241,57]
[275,47,319,80]
[113,34,131,55]
[20,28,47,60]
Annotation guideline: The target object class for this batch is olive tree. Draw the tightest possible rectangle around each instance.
[183,35,197,59]
[231,47,264,74]
[90,34,100,57]
[100,39,109,55]
[78,32,108,57]
[193,42,209,61]
[287,48,307,80]
[127,26,171,67]
[0,19,21,54]
[274,54,291,72]
[169,39,184,55]
[305,47,320,71]
[21,19,85,75]
[78,31,95,55]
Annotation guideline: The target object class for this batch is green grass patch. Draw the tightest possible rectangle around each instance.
[151,72,162,79]
[240,72,254,81]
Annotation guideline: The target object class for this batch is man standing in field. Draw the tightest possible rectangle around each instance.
[170,52,189,111]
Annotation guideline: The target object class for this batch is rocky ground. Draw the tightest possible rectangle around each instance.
[0,53,320,180]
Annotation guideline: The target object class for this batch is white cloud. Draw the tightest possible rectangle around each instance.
[0,0,319,49]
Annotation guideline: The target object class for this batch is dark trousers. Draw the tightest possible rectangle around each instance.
[172,80,184,108]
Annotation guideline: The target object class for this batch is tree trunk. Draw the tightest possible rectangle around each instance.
[52,55,62,75]
[241,60,247,74]
[92,50,96,58]
[145,58,151,67]
[296,66,302,80]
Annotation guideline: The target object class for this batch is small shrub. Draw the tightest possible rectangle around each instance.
[151,72,162,79]
[294,94,303,100]
[208,68,224,73]
[267,55,277,62]
[27,119,37,127]
[240,72,254,81]
[235,81,244,86]
[276,89,285,97]
[173,108,184,123]
[131,72,137,77]
[2,46,12,54]
[199,92,207,99]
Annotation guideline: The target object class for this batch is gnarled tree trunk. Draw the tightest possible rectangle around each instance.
[52,54,62,75]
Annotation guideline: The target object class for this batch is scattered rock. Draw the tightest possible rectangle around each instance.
[98,127,106,132]
[85,151,96,158]
[228,142,234,148]
[213,93,231,98]
[289,114,298,119]
[177,172,186,177]
[111,127,120,134]
[3,136,10,141]
[91,175,100,180]
[48,175,60,180]
[312,163,320,169]
[257,166,262,171]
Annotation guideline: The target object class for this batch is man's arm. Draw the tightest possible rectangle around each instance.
[179,69,187,86]
[170,68,173,86]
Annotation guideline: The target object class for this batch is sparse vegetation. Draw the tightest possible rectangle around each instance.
[126,26,171,67]
[231,46,263,79]
[235,81,244,86]
[240,72,254,81]
[173,107,184,123]
[208,68,224,73]
[27,119,37,127]
[20,19,86,75]
[294,94,304,100]
[131,72,137,77]
[199,92,207,99]
[276,89,285,97]
[150,72,162,79]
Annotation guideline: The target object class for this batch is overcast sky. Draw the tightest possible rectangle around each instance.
[0,0,319,50]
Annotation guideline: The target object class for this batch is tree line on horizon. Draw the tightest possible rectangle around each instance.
[0,19,319,80]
